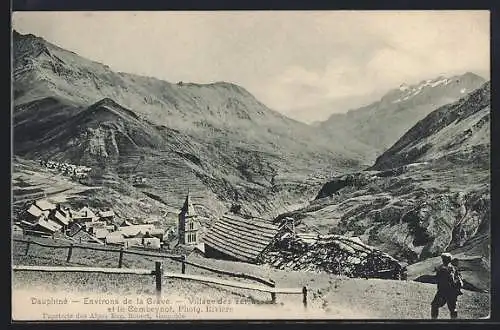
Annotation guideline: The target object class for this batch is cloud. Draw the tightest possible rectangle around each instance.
[255,11,490,114]
[13,11,490,119]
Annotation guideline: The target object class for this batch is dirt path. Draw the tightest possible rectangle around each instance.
[12,243,489,320]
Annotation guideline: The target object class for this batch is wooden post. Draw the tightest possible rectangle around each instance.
[24,239,31,256]
[270,279,276,304]
[302,286,308,308]
[118,248,124,268]
[181,255,186,274]
[66,243,73,262]
[155,261,163,297]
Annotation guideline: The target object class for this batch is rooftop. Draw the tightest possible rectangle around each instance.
[117,224,156,238]
[35,199,57,211]
[202,214,279,263]
[180,193,196,216]
[26,204,43,218]
[98,210,115,218]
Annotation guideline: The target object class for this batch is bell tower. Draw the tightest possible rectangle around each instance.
[178,192,199,245]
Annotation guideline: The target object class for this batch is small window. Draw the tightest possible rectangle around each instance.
[190,222,194,230]
[187,234,191,243]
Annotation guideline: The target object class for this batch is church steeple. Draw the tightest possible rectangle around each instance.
[178,191,199,245]
[180,191,196,217]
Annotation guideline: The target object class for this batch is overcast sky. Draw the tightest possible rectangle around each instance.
[12,11,490,122]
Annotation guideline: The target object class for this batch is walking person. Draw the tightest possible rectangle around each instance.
[430,253,460,319]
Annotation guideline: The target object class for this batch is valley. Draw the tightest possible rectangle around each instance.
[11,29,491,320]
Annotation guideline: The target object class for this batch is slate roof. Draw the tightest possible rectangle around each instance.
[94,228,110,239]
[52,210,70,225]
[67,223,83,237]
[105,232,125,245]
[72,229,104,244]
[37,218,62,233]
[79,206,96,218]
[98,210,115,218]
[150,228,165,236]
[26,205,43,218]
[202,214,279,263]
[35,200,57,211]
[118,224,155,238]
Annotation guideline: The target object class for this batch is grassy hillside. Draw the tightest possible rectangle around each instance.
[12,237,489,319]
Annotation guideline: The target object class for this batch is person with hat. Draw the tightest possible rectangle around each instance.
[431,252,459,319]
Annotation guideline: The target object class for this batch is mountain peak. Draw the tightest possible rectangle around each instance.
[372,80,490,170]
[319,72,488,157]
[460,71,486,82]
[13,29,43,42]
[384,72,486,105]
[399,83,410,92]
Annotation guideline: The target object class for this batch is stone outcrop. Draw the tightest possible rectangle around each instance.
[263,233,407,280]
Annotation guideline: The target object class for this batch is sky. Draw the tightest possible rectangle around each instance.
[12,11,490,123]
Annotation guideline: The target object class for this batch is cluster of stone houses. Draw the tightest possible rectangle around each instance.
[15,192,219,253]
[18,199,115,238]
[17,199,171,250]
[40,160,92,180]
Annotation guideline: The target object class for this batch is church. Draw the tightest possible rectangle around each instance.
[177,193,201,245]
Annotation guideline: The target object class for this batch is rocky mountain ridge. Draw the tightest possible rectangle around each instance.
[372,81,490,170]
[12,30,368,220]
[318,72,486,159]
[275,82,490,267]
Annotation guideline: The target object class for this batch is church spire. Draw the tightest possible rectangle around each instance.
[180,191,196,216]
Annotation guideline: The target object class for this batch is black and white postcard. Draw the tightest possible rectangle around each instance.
[11,10,491,320]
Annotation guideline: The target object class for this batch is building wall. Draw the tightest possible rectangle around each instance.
[178,214,199,245]
[203,244,241,262]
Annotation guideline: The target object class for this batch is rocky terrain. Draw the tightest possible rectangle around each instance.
[371,81,490,171]
[263,233,407,279]
[274,82,490,289]
[319,73,486,159]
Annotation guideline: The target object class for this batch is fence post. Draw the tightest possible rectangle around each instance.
[24,239,31,256]
[302,286,308,308]
[155,261,163,298]
[270,279,276,304]
[181,255,186,274]
[118,248,124,268]
[66,243,73,262]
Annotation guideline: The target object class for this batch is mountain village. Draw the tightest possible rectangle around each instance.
[14,183,409,281]
[10,21,491,319]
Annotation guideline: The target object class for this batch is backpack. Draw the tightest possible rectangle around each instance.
[452,267,463,290]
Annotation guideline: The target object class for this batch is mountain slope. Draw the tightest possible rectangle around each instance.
[12,30,370,161]
[318,73,486,159]
[12,30,369,220]
[371,81,490,171]
[274,82,490,268]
